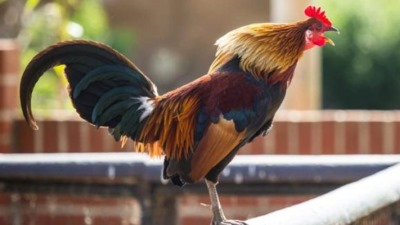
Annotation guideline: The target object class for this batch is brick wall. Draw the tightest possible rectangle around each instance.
[245,110,400,155]
[11,111,400,155]
[0,193,140,225]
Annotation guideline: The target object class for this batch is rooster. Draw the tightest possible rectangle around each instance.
[20,5,337,225]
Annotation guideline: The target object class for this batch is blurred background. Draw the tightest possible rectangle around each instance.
[1,0,400,111]
[0,0,399,225]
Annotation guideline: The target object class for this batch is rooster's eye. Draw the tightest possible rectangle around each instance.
[315,23,322,31]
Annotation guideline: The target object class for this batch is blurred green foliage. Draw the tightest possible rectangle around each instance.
[18,0,134,114]
[322,1,400,109]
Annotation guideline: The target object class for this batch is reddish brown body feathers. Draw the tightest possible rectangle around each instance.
[136,71,262,162]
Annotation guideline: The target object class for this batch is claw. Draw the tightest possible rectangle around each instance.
[201,202,212,208]
[205,180,248,225]
[212,219,248,225]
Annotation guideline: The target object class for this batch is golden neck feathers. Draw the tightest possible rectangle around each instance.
[209,20,312,80]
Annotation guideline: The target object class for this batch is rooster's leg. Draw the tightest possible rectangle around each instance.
[205,179,226,222]
[205,179,247,225]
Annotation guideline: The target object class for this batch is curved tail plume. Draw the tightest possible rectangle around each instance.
[20,40,158,142]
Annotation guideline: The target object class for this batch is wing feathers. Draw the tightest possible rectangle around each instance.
[188,117,245,181]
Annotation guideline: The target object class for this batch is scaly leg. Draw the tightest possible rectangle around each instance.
[205,179,247,225]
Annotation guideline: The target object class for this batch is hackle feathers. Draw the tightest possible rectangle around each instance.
[210,21,311,81]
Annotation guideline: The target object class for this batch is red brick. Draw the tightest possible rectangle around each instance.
[14,120,34,152]
[381,122,395,154]
[289,195,315,204]
[369,122,383,154]
[356,121,371,154]
[220,196,238,206]
[241,137,261,154]
[266,196,290,207]
[78,123,92,152]
[42,121,58,152]
[0,40,19,74]
[0,217,10,225]
[274,121,289,154]
[298,122,312,154]
[89,127,105,152]
[90,216,126,225]
[239,142,253,154]
[87,125,120,152]
[0,121,11,133]
[249,136,266,154]
[335,122,347,154]
[12,194,139,225]
[195,195,235,206]
[102,129,117,151]
[67,121,82,152]
[345,122,359,154]
[0,194,11,204]
[24,215,93,225]
[236,196,259,205]
[0,73,17,87]
[0,144,10,152]
[195,195,211,205]
[179,195,199,205]
[48,195,131,205]
[0,85,17,109]
[18,194,135,207]
[267,195,314,208]
[321,121,335,154]
[180,216,210,225]
[262,128,276,154]
[98,128,113,151]
[286,122,300,154]
[0,121,12,151]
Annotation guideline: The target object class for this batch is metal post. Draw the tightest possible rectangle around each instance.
[151,187,177,225]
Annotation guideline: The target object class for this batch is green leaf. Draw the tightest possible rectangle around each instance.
[24,0,40,12]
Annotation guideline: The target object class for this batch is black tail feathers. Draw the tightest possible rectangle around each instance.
[20,40,158,141]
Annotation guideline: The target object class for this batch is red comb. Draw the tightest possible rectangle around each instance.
[304,6,332,27]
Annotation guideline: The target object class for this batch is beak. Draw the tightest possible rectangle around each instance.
[324,26,339,46]
[328,26,340,34]
[324,37,335,46]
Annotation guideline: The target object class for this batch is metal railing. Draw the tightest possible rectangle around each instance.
[0,153,399,225]
[246,162,400,225]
